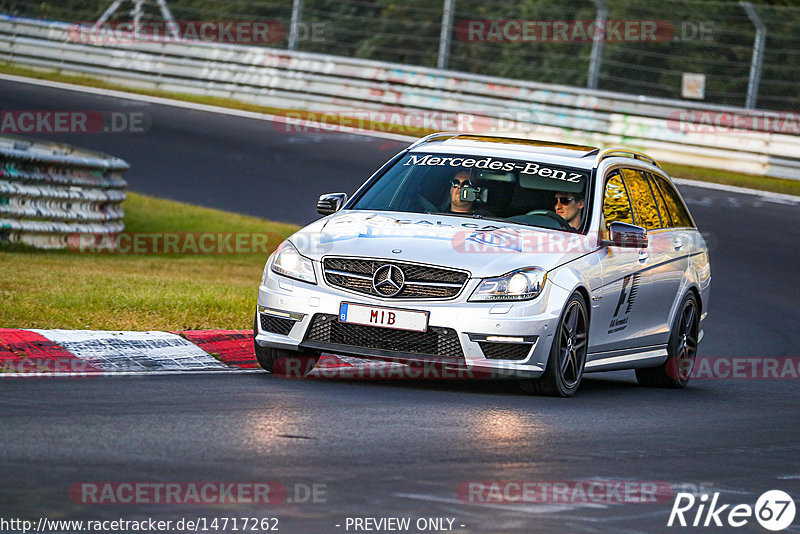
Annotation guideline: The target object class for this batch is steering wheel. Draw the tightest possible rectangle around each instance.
[525,209,573,230]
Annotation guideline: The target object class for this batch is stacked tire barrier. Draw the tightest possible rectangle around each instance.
[0,135,128,248]
[1,16,799,179]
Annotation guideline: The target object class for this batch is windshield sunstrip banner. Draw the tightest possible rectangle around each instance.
[404,154,588,184]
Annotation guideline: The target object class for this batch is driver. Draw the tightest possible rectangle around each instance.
[554,191,585,229]
[447,171,491,215]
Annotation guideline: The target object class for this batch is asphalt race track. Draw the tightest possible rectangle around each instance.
[2,78,799,533]
[0,78,405,225]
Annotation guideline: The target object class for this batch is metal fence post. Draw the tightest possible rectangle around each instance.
[288,0,303,51]
[587,0,607,89]
[94,0,179,39]
[741,1,766,109]
[437,0,455,70]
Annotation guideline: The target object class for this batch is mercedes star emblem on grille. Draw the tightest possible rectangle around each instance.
[372,264,405,297]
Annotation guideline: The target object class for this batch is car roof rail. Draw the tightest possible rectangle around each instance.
[410,133,599,154]
[594,149,662,169]
[407,132,461,149]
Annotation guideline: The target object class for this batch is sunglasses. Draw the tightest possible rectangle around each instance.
[555,196,576,205]
[450,179,474,188]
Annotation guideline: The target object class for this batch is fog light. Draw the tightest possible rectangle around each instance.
[485,336,525,343]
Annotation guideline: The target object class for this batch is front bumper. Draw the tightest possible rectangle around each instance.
[255,267,570,378]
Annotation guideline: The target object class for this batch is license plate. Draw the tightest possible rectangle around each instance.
[338,302,428,332]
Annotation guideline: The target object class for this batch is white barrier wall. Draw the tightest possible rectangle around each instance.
[0,135,128,248]
[1,16,798,179]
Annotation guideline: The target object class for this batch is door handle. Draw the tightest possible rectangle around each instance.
[638,250,649,262]
[673,238,683,250]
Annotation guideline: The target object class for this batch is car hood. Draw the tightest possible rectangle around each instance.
[289,211,596,277]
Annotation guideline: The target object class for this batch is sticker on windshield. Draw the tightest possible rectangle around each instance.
[404,154,585,183]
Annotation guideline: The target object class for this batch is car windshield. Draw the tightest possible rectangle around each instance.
[351,152,591,232]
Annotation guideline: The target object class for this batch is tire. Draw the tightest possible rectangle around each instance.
[253,313,320,376]
[636,293,699,388]
[522,293,589,397]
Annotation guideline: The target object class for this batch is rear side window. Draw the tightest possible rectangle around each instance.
[620,168,662,230]
[603,172,634,228]
[650,174,695,228]
[647,173,673,228]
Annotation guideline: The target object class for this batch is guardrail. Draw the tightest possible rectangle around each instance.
[1,15,798,180]
[0,134,128,248]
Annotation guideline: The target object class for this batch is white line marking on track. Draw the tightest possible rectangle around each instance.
[396,492,682,529]
[3,73,796,201]
[392,492,605,515]
[0,73,415,143]
[673,178,800,205]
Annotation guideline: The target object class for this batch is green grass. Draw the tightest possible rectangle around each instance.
[2,61,799,197]
[0,193,298,330]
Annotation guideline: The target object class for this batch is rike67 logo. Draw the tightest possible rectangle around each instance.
[668,490,796,531]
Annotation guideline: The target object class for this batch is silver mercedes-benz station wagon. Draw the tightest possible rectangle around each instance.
[254,133,711,396]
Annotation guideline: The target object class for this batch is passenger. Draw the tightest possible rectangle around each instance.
[554,191,585,229]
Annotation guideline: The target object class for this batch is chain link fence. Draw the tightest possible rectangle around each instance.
[2,0,798,111]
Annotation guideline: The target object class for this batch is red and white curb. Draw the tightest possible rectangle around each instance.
[0,328,358,378]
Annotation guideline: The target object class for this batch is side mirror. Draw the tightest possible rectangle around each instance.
[317,193,348,215]
[602,221,648,248]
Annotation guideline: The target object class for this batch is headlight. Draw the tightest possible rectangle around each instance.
[469,267,546,301]
[270,240,317,284]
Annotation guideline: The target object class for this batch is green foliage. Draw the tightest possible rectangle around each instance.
[1,0,797,108]
[0,193,298,330]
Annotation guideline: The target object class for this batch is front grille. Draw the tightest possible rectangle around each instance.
[323,257,469,299]
[478,342,533,360]
[304,314,464,359]
[260,313,295,335]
